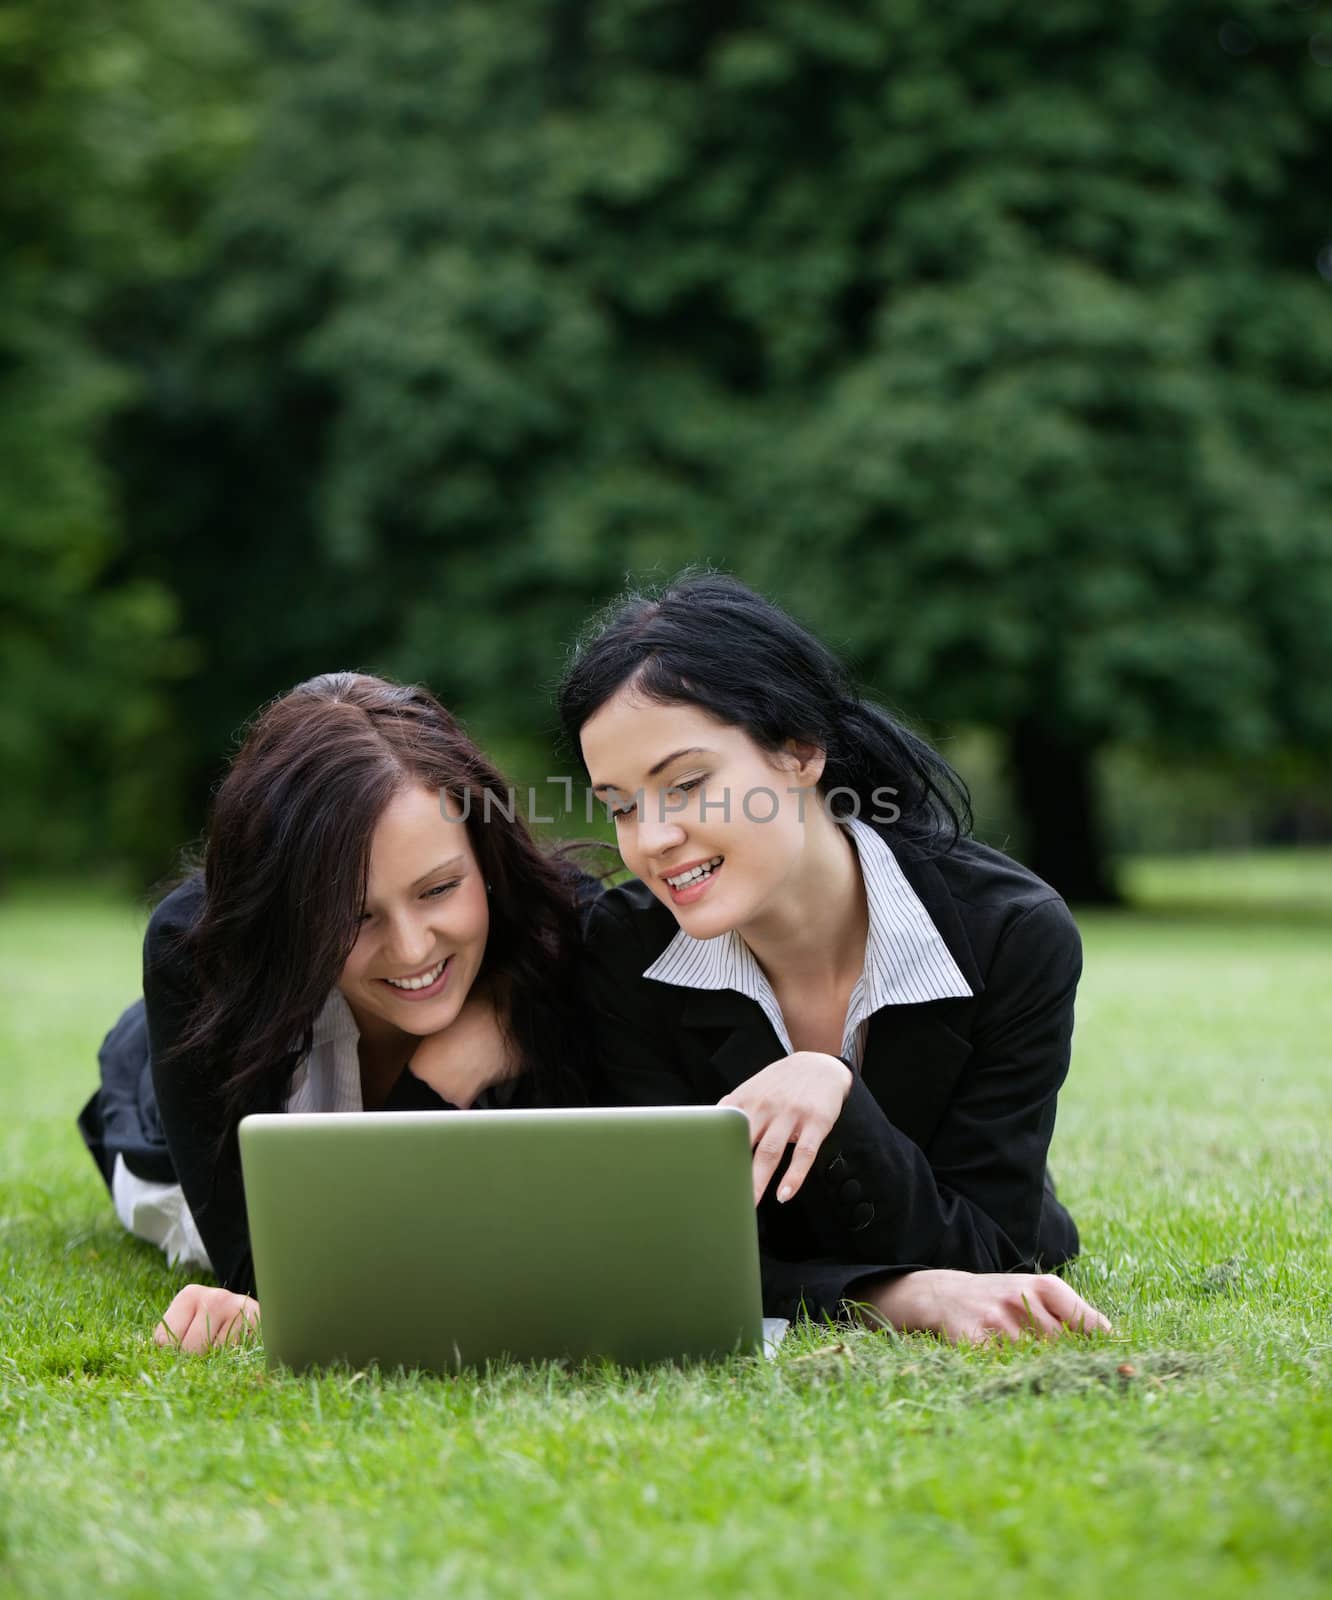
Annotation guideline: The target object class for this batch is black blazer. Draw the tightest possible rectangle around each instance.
[580,826,1084,1323]
[79,874,454,1296]
[80,864,602,1296]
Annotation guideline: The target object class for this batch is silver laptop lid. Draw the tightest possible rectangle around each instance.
[239,1105,764,1371]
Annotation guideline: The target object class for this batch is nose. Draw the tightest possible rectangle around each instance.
[636,804,688,862]
[381,907,436,972]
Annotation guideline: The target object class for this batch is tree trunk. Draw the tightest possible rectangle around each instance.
[1009,719,1121,905]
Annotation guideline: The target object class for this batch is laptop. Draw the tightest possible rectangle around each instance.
[238,1105,767,1372]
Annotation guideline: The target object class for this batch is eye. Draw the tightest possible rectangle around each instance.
[422,878,462,899]
[672,776,705,797]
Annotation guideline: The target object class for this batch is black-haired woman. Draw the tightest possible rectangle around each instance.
[562,573,1110,1346]
[80,673,593,1351]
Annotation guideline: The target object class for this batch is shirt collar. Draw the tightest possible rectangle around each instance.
[641,816,973,1022]
[310,987,361,1050]
[287,988,365,1115]
[847,816,974,1009]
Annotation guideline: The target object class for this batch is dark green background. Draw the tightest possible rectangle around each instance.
[4,0,1330,899]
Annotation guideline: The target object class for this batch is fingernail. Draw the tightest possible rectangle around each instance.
[778,1185,791,1203]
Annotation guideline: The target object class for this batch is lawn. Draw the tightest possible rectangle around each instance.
[2,853,1330,1598]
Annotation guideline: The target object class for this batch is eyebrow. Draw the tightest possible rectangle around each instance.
[361,857,465,912]
[409,856,465,890]
[590,748,714,793]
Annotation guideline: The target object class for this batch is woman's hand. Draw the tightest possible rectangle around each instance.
[153,1284,260,1353]
[408,980,519,1109]
[855,1268,1112,1346]
[719,1051,853,1206]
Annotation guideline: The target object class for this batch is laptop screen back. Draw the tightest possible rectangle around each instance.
[239,1105,764,1371]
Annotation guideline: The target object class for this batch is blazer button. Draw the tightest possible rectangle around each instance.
[850,1201,876,1231]
[839,1179,862,1205]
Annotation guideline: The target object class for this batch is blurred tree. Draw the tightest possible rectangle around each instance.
[0,0,183,879]
[45,0,1332,893]
[0,0,252,877]
[727,3,1332,899]
[107,0,621,828]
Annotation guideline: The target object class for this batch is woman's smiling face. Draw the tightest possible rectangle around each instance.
[580,687,825,939]
[336,784,490,1040]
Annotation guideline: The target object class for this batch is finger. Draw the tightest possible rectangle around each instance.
[986,1313,1037,1347]
[152,1308,182,1348]
[1015,1291,1065,1341]
[1068,1300,1114,1336]
[954,1314,1009,1347]
[1035,1275,1113,1335]
[775,1120,830,1203]
[208,1299,252,1350]
[197,1303,235,1353]
[717,1090,761,1143]
[192,1299,235,1353]
[951,1320,1009,1348]
[750,1113,797,1206]
[177,1305,213,1355]
[223,1298,260,1345]
[213,1303,246,1348]
[153,1288,198,1349]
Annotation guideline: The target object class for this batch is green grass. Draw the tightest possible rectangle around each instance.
[2,854,1330,1598]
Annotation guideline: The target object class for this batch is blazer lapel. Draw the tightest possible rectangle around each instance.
[875,831,985,999]
[850,832,980,1149]
[677,989,789,1093]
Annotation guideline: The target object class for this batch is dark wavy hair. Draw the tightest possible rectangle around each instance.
[558,571,971,850]
[165,672,587,1155]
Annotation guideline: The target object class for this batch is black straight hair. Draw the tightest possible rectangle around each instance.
[558,571,972,851]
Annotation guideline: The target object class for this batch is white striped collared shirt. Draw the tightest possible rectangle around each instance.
[641,815,973,1067]
[286,988,366,1113]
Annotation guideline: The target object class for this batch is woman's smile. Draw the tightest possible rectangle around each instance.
[378,954,452,999]
[662,855,725,906]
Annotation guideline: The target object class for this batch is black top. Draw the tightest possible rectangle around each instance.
[79,874,462,1296]
[81,861,605,1295]
[579,825,1084,1323]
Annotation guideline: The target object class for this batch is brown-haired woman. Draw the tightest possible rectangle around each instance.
[79,672,596,1351]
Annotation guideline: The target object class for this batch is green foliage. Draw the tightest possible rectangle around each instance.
[736,3,1332,759]
[0,0,253,874]
[3,1,1330,875]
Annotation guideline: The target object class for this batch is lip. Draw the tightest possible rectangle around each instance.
[662,858,723,908]
[376,956,452,1002]
[658,857,721,885]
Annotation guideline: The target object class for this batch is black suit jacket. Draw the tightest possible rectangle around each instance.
[81,864,602,1296]
[79,874,454,1296]
[580,827,1084,1323]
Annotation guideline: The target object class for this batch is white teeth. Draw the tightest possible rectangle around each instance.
[384,959,445,991]
[666,856,723,889]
